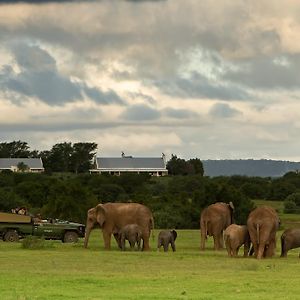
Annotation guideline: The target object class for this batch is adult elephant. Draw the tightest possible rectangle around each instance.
[84,202,154,251]
[200,202,234,250]
[247,206,280,259]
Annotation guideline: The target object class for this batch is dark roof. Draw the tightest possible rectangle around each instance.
[96,157,166,170]
[0,158,44,169]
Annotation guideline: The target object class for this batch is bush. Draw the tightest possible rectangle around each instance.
[284,192,300,214]
[21,236,54,249]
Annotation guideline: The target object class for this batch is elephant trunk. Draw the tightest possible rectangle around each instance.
[84,225,93,248]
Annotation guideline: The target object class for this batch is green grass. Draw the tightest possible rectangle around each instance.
[1,229,300,299]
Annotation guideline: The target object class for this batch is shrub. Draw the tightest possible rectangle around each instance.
[284,192,300,214]
[22,236,54,249]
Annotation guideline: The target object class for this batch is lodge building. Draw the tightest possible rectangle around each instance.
[90,153,168,176]
[0,158,44,173]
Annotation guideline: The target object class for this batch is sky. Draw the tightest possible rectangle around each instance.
[0,0,300,161]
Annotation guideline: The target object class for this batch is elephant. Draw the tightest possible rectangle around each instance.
[84,202,154,251]
[118,224,142,251]
[200,202,234,250]
[280,228,300,258]
[224,224,251,257]
[157,230,177,252]
[247,206,280,259]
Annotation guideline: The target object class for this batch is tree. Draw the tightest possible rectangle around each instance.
[0,141,31,158]
[17,162,29,172]
[188,158,204,176]
[43,142,73,172]
[71,142,97,173]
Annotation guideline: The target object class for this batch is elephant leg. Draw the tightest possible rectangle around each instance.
[103,231,112,250]
[243,240,250,257]
[170,240,176,252]
[213,235,220,250]
[142,233,150,251]
[113,233,121,249]
[163,242,169,252]
[121,235,126,251]
[129,240,134,250]
[257,242,265,259]
[232,247,238,257]
[219,232,224,249]
[200,228,206,250]
[265,240,276,258]
[225,238,232,256]
[137,238,141,251]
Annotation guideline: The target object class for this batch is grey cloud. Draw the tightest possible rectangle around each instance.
[128,92,157,104]
[209,103,242,118]
[163,107,198,119]
[83,86,124,105]
[155,72,249,101]
[224,55,300,90]
[0,43,124,105]
[121,104,161,121]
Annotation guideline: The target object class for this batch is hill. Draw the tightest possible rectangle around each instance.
[202,159,300,177]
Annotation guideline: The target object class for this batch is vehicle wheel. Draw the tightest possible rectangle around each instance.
[63,231,78,243]
[4,230,19,242]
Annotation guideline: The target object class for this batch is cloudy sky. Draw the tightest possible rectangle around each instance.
[0,0,300,161]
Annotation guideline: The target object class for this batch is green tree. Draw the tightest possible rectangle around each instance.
[0,141,31,158]
[71,142,97,173]
[17,162,29,172]
[284,192,300,214]
[188,158,204,176]
[44,142,73,172]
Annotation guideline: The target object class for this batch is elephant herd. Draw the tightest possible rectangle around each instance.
[84,202,300,258]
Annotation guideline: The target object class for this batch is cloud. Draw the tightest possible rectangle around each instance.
[0,43,124,106]
[209,103,242,118]
[155,72,249,100]
[224,55,300,90]
[121,104,161,121]
[163,107,198,119]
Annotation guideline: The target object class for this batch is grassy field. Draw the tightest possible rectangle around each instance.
[1,226,300,300]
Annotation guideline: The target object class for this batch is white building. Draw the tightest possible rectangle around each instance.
[91,154,168,176]
[0,158,44,173]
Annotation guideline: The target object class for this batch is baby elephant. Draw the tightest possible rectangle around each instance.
[281,228,300,258]
[224,224,251,257]
[119,224,142,251]
[157,230,177,252]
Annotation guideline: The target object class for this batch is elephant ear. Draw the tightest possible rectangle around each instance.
[96,204,106,227]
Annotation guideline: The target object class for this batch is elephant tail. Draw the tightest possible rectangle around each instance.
[256,224,260,245]
[150,216,155,241]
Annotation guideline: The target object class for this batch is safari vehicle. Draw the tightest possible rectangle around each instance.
[0,212,85,243]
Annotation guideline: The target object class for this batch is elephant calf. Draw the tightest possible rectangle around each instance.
[118,224,142,251]
[157,230,177,252]
[224,224,251,257]
[281,228,300,258]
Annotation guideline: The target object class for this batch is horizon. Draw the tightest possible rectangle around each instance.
[1,1,300,161]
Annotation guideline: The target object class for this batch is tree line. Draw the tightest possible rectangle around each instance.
[0,141,203,175]
[0,172,254,228]
[0,141,97,173]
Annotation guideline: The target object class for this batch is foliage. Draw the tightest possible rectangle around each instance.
[0,140,33,158]
[21,236,54,249]
[167,154,204,176]
[284,192,300,214]
[16,162,29,172]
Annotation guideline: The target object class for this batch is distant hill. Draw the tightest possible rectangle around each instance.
[202,159,300,177]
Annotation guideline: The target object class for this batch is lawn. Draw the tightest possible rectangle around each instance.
[1,228,300,300]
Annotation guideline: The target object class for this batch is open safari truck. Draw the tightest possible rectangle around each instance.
[0,212,85,243]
